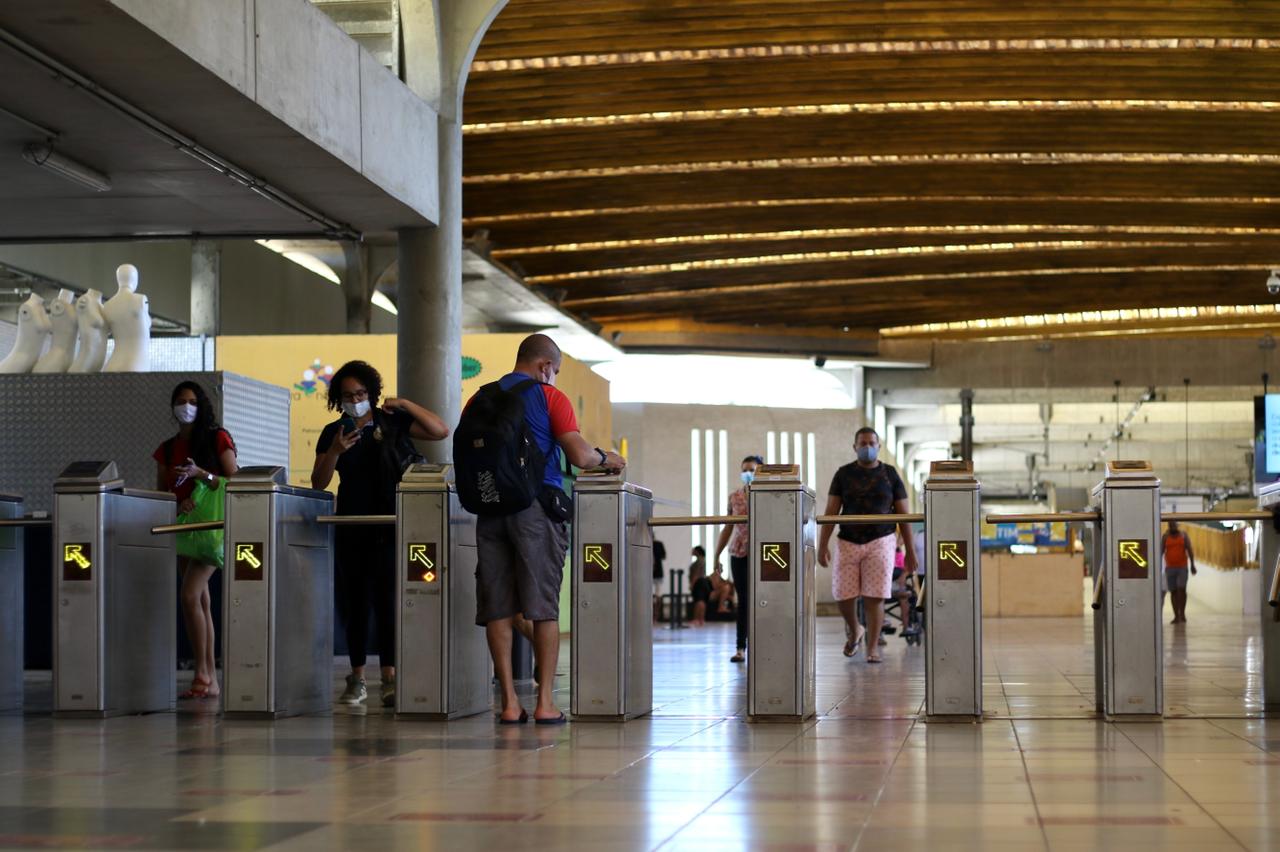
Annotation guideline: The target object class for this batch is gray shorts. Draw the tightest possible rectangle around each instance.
[1164,567,1189,592]
[475,503,570,624]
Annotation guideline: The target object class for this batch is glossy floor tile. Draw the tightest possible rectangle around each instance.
[1,604,1276,851]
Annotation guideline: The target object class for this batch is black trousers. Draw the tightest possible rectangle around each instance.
[335,526,396,669]
[729,555,749,651]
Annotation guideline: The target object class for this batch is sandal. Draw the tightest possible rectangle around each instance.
[843,625,865,658]
[497,709,529,725]
[729,651,745,663]
[179,676,213,700]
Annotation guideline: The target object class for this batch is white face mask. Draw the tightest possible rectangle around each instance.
[173,403,197,424]
[342,399,371,419]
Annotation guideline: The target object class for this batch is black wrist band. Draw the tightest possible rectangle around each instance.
[594,447,607,466]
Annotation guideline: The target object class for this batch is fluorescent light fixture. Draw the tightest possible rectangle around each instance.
[22,143,111,192]
[371,291,398,315]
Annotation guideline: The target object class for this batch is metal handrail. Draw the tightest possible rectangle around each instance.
[648,515,747,527]
[818,513,924,524]
[151,521,225,535]
[0,517,52,527]
[1091,573,1105,611]
[1163,511,1272,522]
[1270,553,1280,609]
[985,512,1101,524]
[316,514,395,525]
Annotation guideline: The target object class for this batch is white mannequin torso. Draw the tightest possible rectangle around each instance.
[0,293,53,374]
[102,264,151,372]
[69,288,109,374]
[33,289,77,373]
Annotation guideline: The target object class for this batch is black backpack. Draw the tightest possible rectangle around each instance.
[454,379,546,516]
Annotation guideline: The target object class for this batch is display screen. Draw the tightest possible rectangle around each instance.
[1253,395,1280,492]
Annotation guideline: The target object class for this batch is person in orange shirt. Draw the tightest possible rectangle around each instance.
[1161,520,1197,625]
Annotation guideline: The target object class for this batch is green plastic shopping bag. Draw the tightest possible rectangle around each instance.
[176,477,225,569]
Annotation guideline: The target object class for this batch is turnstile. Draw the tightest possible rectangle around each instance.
[0,495,23,712]
[222,467,333,719]
[396,464,489,719]
[571,472,654,721]
[1091,460,1162,718]
[748,464,816,721]
[924,460,982,719]
[1258,483,1280,708]
[54,461,176,717]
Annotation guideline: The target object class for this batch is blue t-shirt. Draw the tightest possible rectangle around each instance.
[496,372,578,489]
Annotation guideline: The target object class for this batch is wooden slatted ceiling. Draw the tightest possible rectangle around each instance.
[462,1,1280,341]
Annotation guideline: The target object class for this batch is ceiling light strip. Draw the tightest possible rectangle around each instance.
[497,224,1280,256]
[472,38,1280,72]
[562,263,1280,307]
[882,304,1280,339]
[466,152,1280,184]
[463,196,1280,226]
[526,240,1243,284]
[464,99,1280,134]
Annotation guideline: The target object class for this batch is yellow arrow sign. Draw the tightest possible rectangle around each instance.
[584,545,610,571]
[762,544,788,570]
[408,544,435,570]
[64,544,90,570]
[235,544,262,569]
[1119,540,1147,568]
[938,542,966,568]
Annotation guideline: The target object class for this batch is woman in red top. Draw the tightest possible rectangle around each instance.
[153,381,238,699]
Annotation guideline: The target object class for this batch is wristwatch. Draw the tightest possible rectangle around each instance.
[594,447,608,467]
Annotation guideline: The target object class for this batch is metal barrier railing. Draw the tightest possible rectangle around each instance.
[151,520,224,535]
[316,514,395,525]
[648,515,745,527]
[0,517,52,528]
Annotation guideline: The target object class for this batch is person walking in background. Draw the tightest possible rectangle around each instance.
[818,427,917,664]
[155,381,238,701]
[312,360,450,708]
[714,455,763,663]
[1162,520,1197,625]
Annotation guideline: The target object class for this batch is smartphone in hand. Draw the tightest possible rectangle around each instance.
[339,414,358,435]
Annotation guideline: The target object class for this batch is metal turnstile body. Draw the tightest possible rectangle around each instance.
[748,465,816,721]
[1258,483,1280,707]
[397,465,489,719]
[0,495,22,712]
[571,473,654,721]
[54,462,175,717]
[1091,460,1162,718]
[924,461,982,719]
[223,467,334,719]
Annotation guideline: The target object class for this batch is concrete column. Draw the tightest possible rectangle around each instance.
[190,239,220,336]
[341,241,372,334]
[397,115,462,463]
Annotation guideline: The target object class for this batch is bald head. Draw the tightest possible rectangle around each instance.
[515,333,563,386]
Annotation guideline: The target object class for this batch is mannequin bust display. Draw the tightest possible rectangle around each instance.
[33,289,77,373]
[69,288,109,374]
[102,264,151,372]
[0,292,53,374]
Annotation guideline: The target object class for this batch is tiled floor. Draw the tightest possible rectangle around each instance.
[1,604,1277,851]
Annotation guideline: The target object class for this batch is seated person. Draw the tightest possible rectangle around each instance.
[690,546,712,626]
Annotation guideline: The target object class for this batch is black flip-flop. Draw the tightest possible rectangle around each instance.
[866,656,882,665]
[497,709,529,725]
[535,711,568,726]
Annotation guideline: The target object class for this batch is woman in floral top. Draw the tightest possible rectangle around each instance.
[714,455,763,662]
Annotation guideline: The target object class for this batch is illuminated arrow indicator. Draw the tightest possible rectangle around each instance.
[762,544,788,570]
[938,542,966,568]
[64,545,90,570]
[408,544,435,570]
[235,544,262,569]
[584,545,610,572]
[1119,540,1147,568]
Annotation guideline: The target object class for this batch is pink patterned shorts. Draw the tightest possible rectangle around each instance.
[832,535,895,601]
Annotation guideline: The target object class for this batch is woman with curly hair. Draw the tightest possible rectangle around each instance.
[154,381,239,700]
[311,360,449,708]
